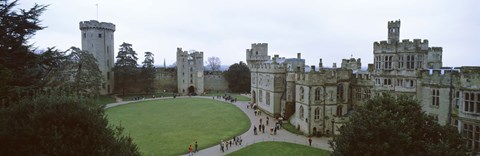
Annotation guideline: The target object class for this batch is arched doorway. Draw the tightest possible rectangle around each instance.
[252,90,256,104]
[313,127,317,137]
[188,86,195,95]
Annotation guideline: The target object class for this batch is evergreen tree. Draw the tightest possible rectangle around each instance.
[141,51,155,94]
[225,61,251,93]
[114,42,138,96]
[0,0,48,104]
[330,95,469,156]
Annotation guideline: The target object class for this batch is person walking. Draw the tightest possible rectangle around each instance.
[194,141,198,153]
[220,141,224,152]
[262,124,265,133]
[188,145,193,156]
[308,137,312,146]
[254,126,257,135]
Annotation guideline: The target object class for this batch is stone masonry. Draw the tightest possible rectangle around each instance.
[79,20,116,95]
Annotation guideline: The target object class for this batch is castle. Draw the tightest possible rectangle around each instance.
[79,20,116,94]
[176,48,205,95]
[247,20,480,152]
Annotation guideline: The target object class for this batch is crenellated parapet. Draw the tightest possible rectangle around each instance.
[373,39,430,52]
[79,20,115,31]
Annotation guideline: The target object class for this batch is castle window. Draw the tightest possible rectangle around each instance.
[416,55,423,69]
[384,56,393,69]
[266,92,270,105]
[406,55,415,69]
[405,79,414,88]
[463,123,480,152]
[336,105,343,116]
[299,105,304,119]
[364,89,371,99]
[107,72,110,80]
[314,108,320,120]
[337,84,344,102]
[396,79,403,87]
[314,88,322,101]
[256,51,258,55]
[375,56,381,70]
[98,33,102,38]
[464,92,472,112]
[83,33,86,38]
[355,88,362,100]
[383,78,392,86]
[432,89,440,106]
[398,55,404,69]
[300,87,305,102]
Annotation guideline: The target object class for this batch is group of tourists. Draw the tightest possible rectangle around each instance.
[219,136,243,152]
[212,94,238,103]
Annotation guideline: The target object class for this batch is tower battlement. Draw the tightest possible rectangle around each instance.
[79,20,115,31]
[388,20,401,28]
[373,39,430,51]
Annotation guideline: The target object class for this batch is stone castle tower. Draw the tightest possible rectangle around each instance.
[79,20,115,95]
[176,48,204,95]
[388,20,400,43]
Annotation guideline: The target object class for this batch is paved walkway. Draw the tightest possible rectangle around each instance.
[105,96,332,156]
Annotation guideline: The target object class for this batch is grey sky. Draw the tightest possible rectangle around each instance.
[21,0,479,67]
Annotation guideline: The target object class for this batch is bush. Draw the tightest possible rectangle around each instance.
[0,90,140,155]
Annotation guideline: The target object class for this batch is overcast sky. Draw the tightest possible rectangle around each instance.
[21,0,479,67]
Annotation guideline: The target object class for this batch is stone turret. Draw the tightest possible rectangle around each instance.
[79,20,116,94]
[388,20,400,43]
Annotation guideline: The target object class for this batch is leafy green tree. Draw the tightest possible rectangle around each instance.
[0,90,141,155]
[0,0,48,104]
[114,42,138,96]
[141,51,155,94]
[330,95,469,156]
[224,61,251,93]
[66,47,103,96]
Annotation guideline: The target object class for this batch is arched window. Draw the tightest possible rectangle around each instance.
[315,88,322,101]
[299,105,304,119]
[314,107,320,120]
[336,105,343,116]
[300,87,305,101]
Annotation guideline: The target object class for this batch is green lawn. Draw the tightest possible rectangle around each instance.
[227,141,330,156]
[106,98,250,156]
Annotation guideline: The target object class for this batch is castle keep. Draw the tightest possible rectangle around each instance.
[176,48,205,95]
[248,20,480,152]
[79,20,116,95]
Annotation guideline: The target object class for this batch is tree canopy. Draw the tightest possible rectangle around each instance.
[0,90,140,155]
[330,95,468,156]
[141,51,155,94]
[114,42,138,95]
[206,56,221,71]
[224,61,251,93]
[0,0,48,103]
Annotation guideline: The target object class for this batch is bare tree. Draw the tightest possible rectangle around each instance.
[206,56,221,71]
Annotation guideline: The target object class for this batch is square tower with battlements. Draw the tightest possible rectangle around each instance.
[176,48,204,95]
[79,20,116,95]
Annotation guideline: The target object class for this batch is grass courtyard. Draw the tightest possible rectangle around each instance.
[105,98,250,156]
[227,141,330,156]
